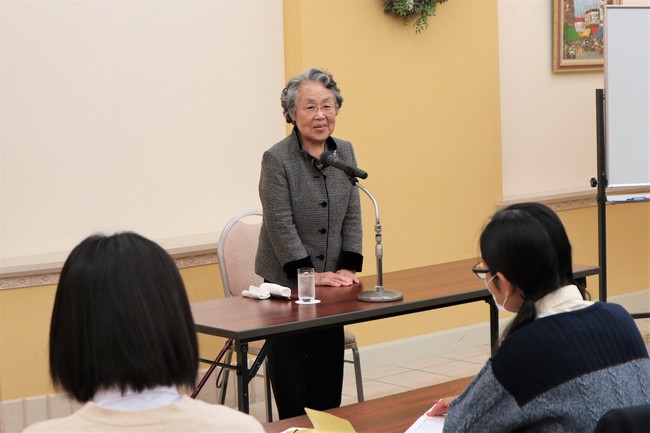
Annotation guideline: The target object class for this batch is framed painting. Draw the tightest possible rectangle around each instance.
[553,0,621,73]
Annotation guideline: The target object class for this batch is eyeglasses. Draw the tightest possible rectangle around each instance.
[471,261,492,280]
[301,103,336,115]
[472,261,496,289]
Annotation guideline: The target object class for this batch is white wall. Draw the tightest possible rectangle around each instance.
[498,0,650,200]
[5,0,647,266]
[0,0,285,265]
[498,0,604,199]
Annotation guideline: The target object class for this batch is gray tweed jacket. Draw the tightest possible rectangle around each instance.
[255,129,363,287]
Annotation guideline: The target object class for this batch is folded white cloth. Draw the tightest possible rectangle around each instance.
[259,282,292,298]
[242,285,271,300]
[241,283,292,300]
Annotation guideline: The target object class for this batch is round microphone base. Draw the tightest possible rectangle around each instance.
[357,288,404,303]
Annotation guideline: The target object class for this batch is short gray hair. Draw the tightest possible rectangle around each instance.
[281,67,344,124]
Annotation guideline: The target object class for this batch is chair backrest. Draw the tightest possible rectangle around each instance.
[594,404,650,433]
[218,210,263,297]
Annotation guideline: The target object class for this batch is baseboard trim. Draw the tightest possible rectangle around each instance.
[353,321,494,372]
[608,288,650,316]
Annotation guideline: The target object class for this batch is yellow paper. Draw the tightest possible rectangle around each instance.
[304,407,357,433]
[279,429,314,433]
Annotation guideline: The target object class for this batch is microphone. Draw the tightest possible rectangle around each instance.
[321,150,368,179]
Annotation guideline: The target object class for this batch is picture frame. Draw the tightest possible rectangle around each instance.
[553,0,621,73]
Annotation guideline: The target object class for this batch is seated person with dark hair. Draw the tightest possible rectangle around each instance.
[24,232,264,432]
[428,203,650,433]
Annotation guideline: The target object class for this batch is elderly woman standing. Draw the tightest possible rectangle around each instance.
[255,68,363,419]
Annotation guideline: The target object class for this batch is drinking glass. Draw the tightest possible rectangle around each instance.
[297,267,315,302]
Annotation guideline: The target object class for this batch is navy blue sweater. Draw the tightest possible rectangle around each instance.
[443,303,650,433]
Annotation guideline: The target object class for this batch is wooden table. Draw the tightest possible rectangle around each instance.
[263,376,475,433]
[191,258,599,413]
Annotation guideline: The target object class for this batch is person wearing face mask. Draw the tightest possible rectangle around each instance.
[426,202,650,433]
[255,68,363,419]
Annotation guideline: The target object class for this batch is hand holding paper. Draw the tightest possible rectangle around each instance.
[404,397,453,433]
[426,396,456,417]
[405,413,445,433]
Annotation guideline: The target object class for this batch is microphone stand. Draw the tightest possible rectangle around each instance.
[347,175,403,303]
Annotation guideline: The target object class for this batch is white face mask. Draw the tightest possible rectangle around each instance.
[486,274,509,312]
[493,294,509,312]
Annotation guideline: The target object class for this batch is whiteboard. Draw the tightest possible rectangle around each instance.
[0,1,286,264]
[604,6,650,188]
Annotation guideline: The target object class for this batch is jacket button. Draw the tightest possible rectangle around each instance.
[320,201,328,207]
[318,228,327,234]
[316,255,325,260]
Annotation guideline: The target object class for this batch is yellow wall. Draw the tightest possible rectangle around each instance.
[558,205,649,299]
[284,0,503,269]
[1,0,648,401]
[0,285,56,400]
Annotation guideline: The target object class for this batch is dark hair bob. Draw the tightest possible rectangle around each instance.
[49,232,198,402]
[480,202,579,337]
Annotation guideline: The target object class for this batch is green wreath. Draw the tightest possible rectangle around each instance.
[384,0,448,33]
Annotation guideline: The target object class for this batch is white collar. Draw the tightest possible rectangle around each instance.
[535,284,594,319]
[93,385,181,411]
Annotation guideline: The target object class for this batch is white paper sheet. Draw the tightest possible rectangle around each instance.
[404,414,445,433]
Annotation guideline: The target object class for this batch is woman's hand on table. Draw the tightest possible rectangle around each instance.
[336,269,359,284]
[426,396,457,417]
[315,270,357,286]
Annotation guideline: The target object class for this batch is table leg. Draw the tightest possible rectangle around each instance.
[487,298,499,355]
[233,340,270,414]
[235,341,250,413]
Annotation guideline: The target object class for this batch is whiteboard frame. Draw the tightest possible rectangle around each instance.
[604,5,650,188]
